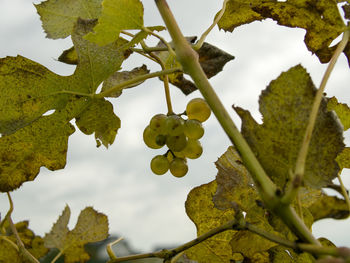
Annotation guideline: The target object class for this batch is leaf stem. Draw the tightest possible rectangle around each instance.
[146,50,174,114]
[106,237,124,260]
[50,250,64,263]
[6,193,40,263]
[107,219,238,263]
[337,172,350,212]
[193,0,229,50]
[284,26,350,204]
[95,67,182,98]
[154,0,320,246]
[142,26,176,57]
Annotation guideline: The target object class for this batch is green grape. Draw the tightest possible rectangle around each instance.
[150,155,169,175]
[143,125,163,149]
[150,114,167,133]
[186,98,211,122]
[165,115,185,136]
[155,134,166,146]
[166,133,187,152]
[183,139,203,159]
[173,150,186,159]
[184,119,204,139]
[170,158,188,178]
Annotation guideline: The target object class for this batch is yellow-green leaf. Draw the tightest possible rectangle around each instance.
[58,46,78,65]
[101,65,150,98]
[85,0,144,46]
[44,205,71,250]
[0,108,76,192]
[327,96,350,131]
[75,99,121,148]
[213,147,279,259]
[336,147,350,171]
[0,18,129,191]
[35,0,103,39]
[218,0,347,65]
[185,181,240,263]
[44,206,108,263]
[0,220,48,262]
[73,18,131,91]
[268,245,314,262]
[234,65,344,189]
[308,193,349,221]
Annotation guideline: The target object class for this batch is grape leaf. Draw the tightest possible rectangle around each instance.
[75,98,121,147]
[234,65,344,189]
[0,220,48,263]
[336,147,350,171]
[327,96,350,131]
[72,18,130,91]
[268,245,314,263]
[35,0,103,39]
[218,0,348,65]
[157,38,234,95]
[58,26,164,65]
[101,65,150,98]
[185,181,242,263]
[212,147,281,259]
[0,19,129,192]
[85,0,144,46]
[342,3,350,19]
[308,192,350,220]
[44,206,108,263]
[44,205,70,250]
[58,46,78,65]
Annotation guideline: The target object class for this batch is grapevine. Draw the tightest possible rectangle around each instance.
[0,0,349,263]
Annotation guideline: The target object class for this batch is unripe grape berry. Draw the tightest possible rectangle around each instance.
[165,115,185,136]
[166,133,187,152]
[150,114,167,133]
[186,98,211,122]
[170,158,188,177]
[155,134,166,146]
[184,119,204,139]
[150,155,169,175]
[143,126,163,149]
[183,139,203,159]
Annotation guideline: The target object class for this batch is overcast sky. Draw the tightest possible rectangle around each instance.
[0,0,349,254]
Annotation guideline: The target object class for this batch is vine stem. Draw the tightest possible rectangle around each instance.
[95,67,181,98]
[107,216,347,262]
[6,193,40,263]
[283,26,350,204]
[106,219,239,263]
[155,0,320,246]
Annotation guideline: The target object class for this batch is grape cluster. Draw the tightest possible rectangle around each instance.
[143,98,211,177]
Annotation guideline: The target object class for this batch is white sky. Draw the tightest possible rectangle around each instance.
[0,0,349,254]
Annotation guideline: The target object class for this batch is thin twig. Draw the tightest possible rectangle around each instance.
[142,26,176,57]
[7,193,40,263]
[51,250,64,263]
[107,219,239,262]
[106,237,124,260]
[147,51,174,114]
[194,0,229,50]
[283,26,350,204]
[337,172,350,212]
[95,67,182,98]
